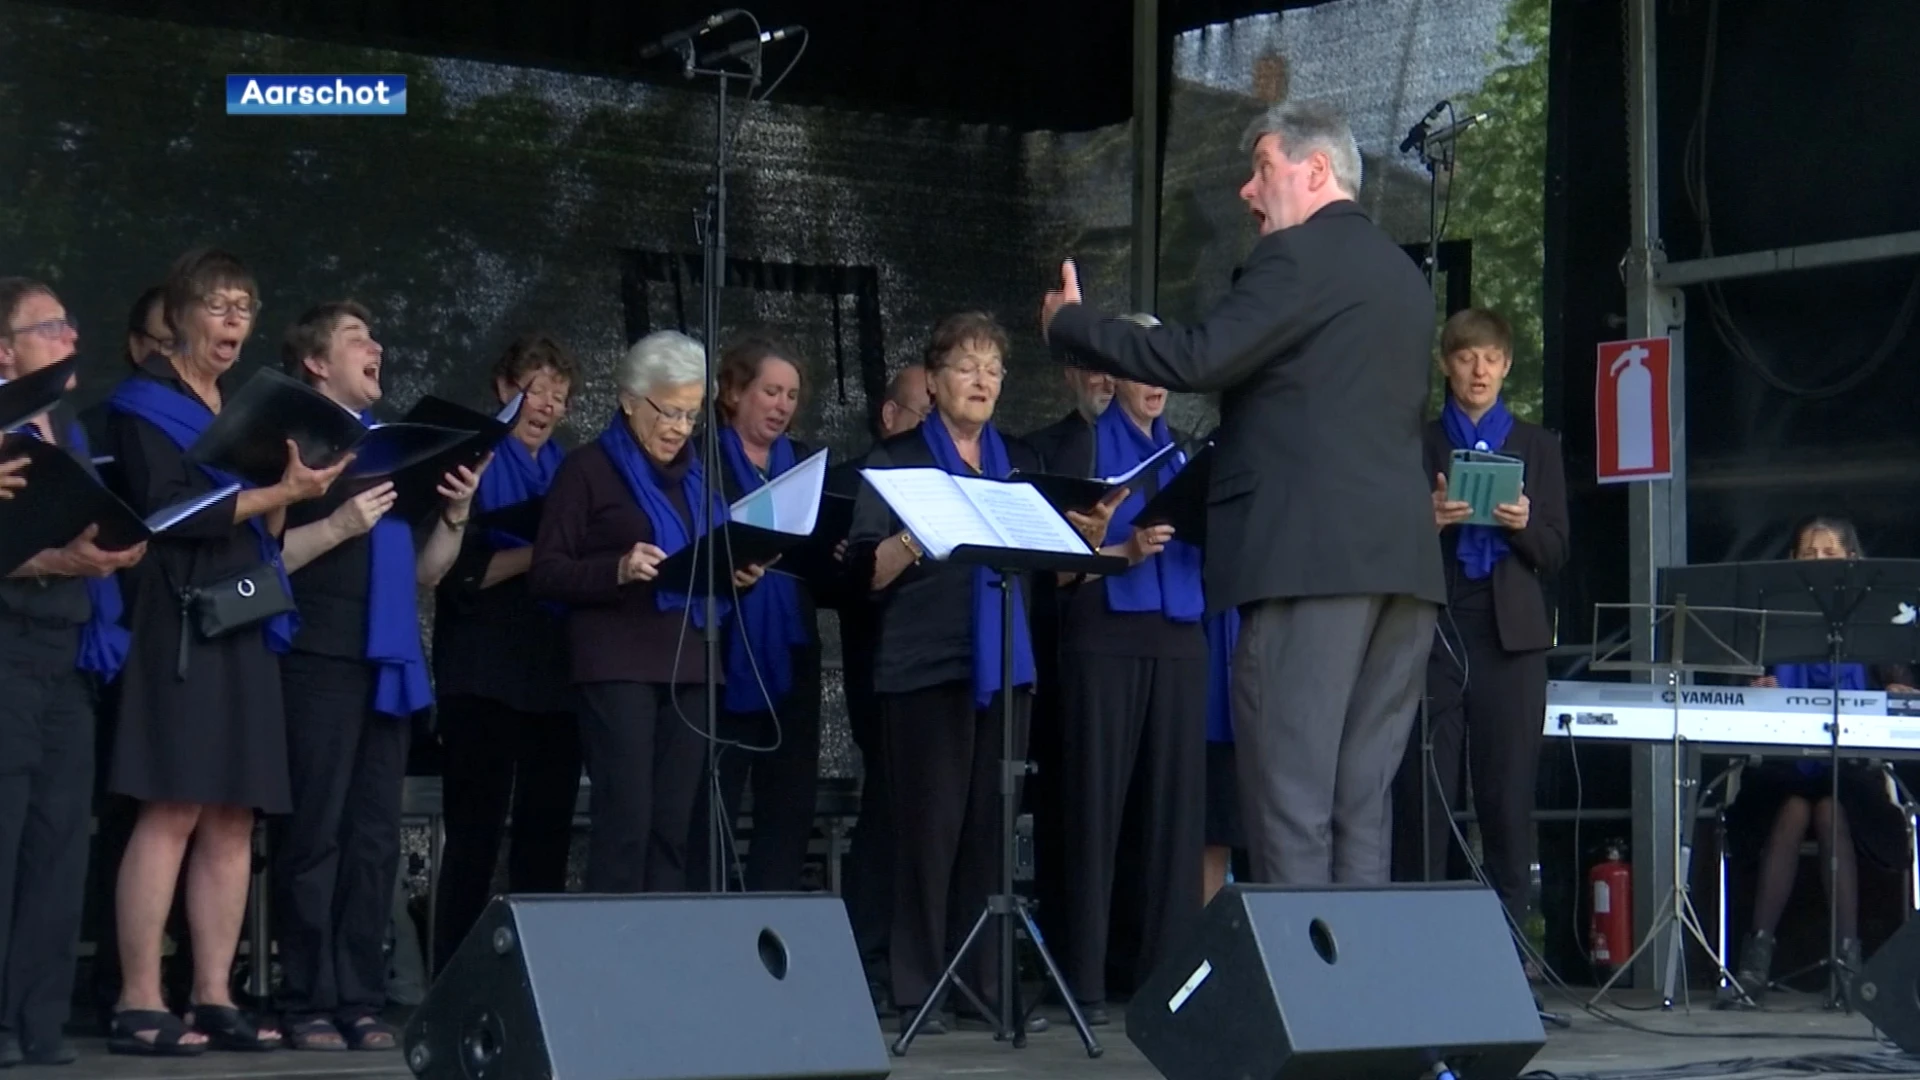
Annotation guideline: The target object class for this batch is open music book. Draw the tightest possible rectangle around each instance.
[653,447,831,593]
[1013,442,1180,513]
[858,468,1094,560]
[730,447,830,536]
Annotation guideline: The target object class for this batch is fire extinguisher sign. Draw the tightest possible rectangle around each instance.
[1595,337,1673,484]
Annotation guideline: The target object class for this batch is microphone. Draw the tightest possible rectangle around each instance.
[697,25,804,66]
[1398,100,1449,153]
[639,11,740,60]
[1420,111,1491,148]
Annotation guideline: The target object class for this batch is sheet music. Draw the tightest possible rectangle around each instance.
[1098,442,1180,486]
[145,483,241,533]
[859,468,1002,559]
[731,447,829,536]
[496,391,525,425]
[953,478,1093,555]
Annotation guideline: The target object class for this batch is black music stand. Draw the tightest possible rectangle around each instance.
[890,542,1120,1059]
[1735,558,1920,1009]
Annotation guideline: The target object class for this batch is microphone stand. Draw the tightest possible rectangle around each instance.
[677,34,761,894]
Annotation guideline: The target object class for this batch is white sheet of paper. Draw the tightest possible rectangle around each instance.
[1099,442,1180,486]
[953,478,1093,555]
[859,468,1001,559]
[146,483,242,533]
[731,447,829,536]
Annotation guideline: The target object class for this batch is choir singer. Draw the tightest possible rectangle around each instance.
[530,330,766,894]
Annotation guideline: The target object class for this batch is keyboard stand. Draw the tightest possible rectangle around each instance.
[1586,592,1767,1010]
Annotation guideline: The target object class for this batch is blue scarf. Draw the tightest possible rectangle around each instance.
[357,412,433,717]
[475,433,564,550]
[1441,396,1516,581]
[1093,406,1204,622]
[920,412,1035,707]
[717,428,809,714]
[105,377,298,654]
[1773,662,1869,692]
[1206,609,1239,743]
[595,413,730,627]
[8,421,131,679]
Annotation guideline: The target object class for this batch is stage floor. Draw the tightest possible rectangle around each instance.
[32,990,1914,1080]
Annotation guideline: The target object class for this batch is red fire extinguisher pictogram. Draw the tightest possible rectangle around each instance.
[1589,842,1632,971]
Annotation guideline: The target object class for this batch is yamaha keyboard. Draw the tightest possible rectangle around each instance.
[1543,680,1920,755]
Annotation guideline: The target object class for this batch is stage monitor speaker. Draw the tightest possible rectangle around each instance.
[1854,913,1920,1051]
[1126,883,1544,1080]
[402,893,890,1080]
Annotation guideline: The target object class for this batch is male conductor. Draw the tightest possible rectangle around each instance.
[1040,100,1444,886]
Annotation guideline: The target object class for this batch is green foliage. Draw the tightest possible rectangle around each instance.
[1439,0,1550,423]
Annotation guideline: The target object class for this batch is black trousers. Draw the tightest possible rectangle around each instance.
[576,682,707,894]
[884,683,1030,1011]
[687,646,822,893]
[1060,651,1206,1004]
[838,614,892,968]
[272,653,409,1021]
[0,621,93,1045]
[431,694,580,970]
[1390,605,1547,920]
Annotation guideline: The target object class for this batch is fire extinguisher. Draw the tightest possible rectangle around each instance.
[1589,842,1632,974]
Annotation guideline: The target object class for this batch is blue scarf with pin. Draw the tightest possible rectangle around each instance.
[106,377,299,654]
[356,412,434,717]
[7,420,131,679]
[1440,395,1516,581]
[920,411,1035,708]
[596,413,731,627]
[1093,405,1204,622]
[717,427,808,714]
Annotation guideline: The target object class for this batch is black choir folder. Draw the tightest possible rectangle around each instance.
[186,368,475,488]
[474,496,545,544]
[654,447,831,598]
[0,433,238,577]
[379,392,525,524]
[0,356,79,432]
[1130,441,1212,546]
[1012,442,1180,515]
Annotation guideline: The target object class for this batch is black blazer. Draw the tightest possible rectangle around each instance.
[1048,200,1445,611]
[845,424,1041,697]
[1424,417,1570,653]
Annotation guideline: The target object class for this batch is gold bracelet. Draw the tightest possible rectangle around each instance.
[442,511,469,530]
[899,532,923,563]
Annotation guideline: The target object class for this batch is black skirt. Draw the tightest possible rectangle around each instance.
[1723,759,1909,871]
[1205,741,1244,850]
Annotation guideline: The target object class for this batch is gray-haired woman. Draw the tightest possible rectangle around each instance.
[529,331,765,893]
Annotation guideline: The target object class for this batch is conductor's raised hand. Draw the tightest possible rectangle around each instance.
[617,542,667,585]
[1432,473,1472,529]
[1065,484,1127,547]
[1040,259,1082,342]
[1122,523,1175,565]
[1492,486,1531,531]
[282,439,352,502]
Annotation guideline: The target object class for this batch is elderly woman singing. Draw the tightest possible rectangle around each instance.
[531,331,766,894]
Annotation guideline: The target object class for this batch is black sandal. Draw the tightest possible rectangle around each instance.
[341,1015,399,1051]
[187,1004,283,1052]
[287,1017,347,1052]
[107,1010,207,1057]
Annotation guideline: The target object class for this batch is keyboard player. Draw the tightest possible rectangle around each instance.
[1719,516,1917,1007]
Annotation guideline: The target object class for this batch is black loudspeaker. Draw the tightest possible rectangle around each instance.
[1126,884,1544,1080]
[402,894,890,1080]
[1854,916,1920,1051]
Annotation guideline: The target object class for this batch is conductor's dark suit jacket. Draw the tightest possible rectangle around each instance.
[1423,417,1570,653]
[1048,200,1445,613]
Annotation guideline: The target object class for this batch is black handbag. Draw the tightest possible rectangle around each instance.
[171,556,296,678]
